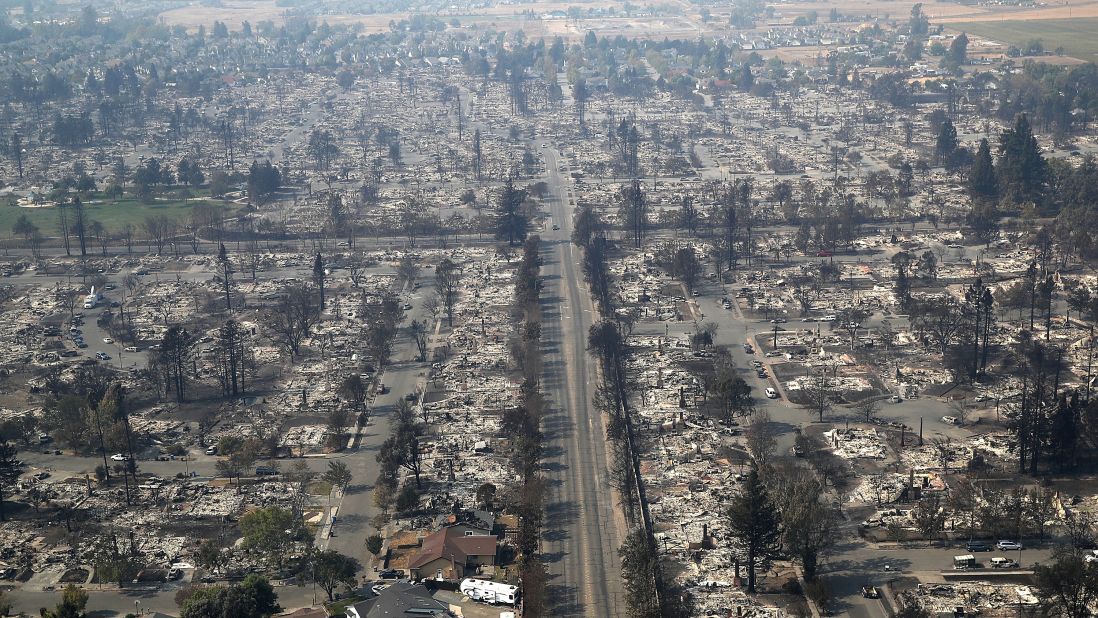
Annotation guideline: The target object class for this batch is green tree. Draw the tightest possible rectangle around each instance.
[180,575,280,618]
[1034,552,1098,618]
[309,550,360,601]
[619,529,660,617]
[321,461,353,495]
[366,534,384,556]
[998,114,1046,204]
[949,32,968,65]
[0,440,21,521]
[495,178,529,246]
[246,160,281,205]
[968,138,997,200]
[239,507,301,567]
[41,584,88,618]
[12,213,36,241]
[727,467,782,592]
[779,478,837,581]
[934,119,957,163]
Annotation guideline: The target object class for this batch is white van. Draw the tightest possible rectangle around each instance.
[765,388,778,399]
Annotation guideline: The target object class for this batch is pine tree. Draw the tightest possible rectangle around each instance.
[968,138,997,200]
[727,467,782,592]
[935,119,957,163]
[997,114,1046,204]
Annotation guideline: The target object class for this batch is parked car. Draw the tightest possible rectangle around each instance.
[124,346,139,353]
[889,395,903,403]
[110,453,128,461]
[378,569,401,579]
[765,388,779,399]
[103,337,113,344]
[941,415,960,425]
[95,352,111,360]
[966,541,991,552]
[997,540,1023,551]
[990,557,1017,568]
[861,586,879,599]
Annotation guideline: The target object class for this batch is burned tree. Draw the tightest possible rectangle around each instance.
[217,243,234,313]
[158,326,196,403]
[265,285,321,360]
[434,258,461,327]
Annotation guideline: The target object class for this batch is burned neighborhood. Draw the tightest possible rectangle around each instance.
[1,0,1098,617]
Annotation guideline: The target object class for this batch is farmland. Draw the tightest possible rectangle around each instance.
[945,18,1098,61]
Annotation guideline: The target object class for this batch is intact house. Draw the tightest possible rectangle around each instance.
[408,526,498,582]
[346,582,451,618]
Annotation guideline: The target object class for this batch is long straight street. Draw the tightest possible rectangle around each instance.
[539,145,626,616]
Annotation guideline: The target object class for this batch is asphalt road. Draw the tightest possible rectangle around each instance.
[540,144,625,617]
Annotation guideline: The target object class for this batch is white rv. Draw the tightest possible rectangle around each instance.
[83,286,101,309]
[459,578,519,606]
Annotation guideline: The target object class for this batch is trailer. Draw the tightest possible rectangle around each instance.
[459,578,519,606]
[953,554,976,570]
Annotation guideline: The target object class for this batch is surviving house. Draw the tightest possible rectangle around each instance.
[345,582,451,618]
[408,526,498,582]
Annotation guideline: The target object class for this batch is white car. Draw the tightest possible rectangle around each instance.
[889,395,903,403]
[103,337,113,344]
[997,540,1023,551]
[941,415,959,425]
[110,453,128,461]
[765,388,779,399]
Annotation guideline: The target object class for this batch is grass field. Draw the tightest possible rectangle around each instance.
[945,18,1098,61]
[0,197,227,237]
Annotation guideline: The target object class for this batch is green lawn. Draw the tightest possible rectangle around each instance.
[945,18,1098,62]
[0,196,227,236]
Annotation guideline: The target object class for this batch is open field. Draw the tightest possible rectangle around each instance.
[943,0,1098,21]
[158,0,640,32]
[0,197,226,236]
[944,17,1098,62]
[776,0,992,20]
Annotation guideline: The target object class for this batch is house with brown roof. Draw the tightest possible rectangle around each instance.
[408,527,498,582]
